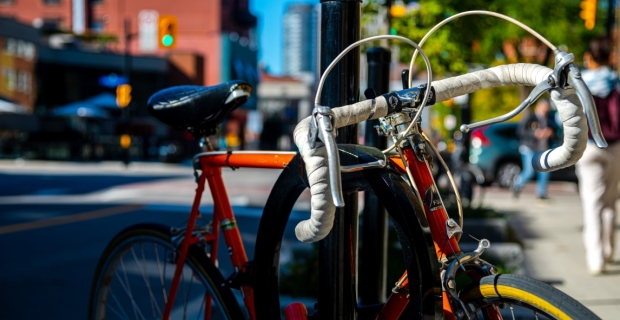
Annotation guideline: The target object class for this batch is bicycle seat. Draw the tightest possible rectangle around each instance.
[147,80,252,135]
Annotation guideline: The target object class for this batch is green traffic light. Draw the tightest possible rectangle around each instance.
[162,35,174,47]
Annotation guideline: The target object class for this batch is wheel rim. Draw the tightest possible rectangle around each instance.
[92,235,231,320]
[464,298,558,320]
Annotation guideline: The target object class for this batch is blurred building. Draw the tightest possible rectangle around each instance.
[282,3,318,83]
[0,0,259,160]
[0,0,258,89]
[257,71,312,150]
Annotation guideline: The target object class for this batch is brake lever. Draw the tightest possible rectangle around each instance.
[566,63,608,148]
[460,80,551,132]
[462,50,610,150]
[308,106,345,207]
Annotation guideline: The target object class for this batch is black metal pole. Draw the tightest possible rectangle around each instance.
[122,18,132,166]
[606,0,615,39]
[318,1,361,319]
[359,46,390,305]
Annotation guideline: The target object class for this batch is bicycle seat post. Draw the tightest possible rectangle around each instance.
[199,136,214,152]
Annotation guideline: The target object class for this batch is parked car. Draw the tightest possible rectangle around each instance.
[469,123,577,188]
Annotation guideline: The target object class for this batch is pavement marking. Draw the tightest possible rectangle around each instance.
[0,204,143,235]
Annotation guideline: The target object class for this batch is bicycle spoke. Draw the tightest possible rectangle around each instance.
[109,289,131,320]
[509,303,515,320]
[118,254,147,320]
[153,243,167,305]
[181,264,188,320]
[131,245,162,319]
[535,310,539,320]
[196,293,207,320]
[162,247,169,304]
[184,269,195,319]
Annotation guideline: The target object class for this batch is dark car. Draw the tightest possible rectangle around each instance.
[469,123,577,188]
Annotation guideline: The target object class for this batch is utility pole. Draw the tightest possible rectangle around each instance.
[121,18,133,166]
[359,46,390,305]
[317,0,361,319]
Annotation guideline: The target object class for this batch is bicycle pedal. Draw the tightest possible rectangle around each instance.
[284,302,308,320]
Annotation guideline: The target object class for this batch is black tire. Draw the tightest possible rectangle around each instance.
[459,274,600,319]
[88,223,245,320]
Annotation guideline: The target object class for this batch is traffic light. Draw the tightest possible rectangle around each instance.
[390,4,406,18]
[580,0,597,30]
[116,84,132,108]
[158,15,178,49]
[120,134,131,149]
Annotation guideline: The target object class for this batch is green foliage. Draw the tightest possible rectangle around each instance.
[390,0,605,75]
[279,244,319,298]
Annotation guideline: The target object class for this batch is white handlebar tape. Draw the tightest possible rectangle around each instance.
[293,63,588,243]
[532,87,587,172]
[431,63,587,172]
[432,63,552,101]
[292,96,390,243]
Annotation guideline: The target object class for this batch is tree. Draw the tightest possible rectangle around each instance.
[391,0,603,75]
[383,0,605,120]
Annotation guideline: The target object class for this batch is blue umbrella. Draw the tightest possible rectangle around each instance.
[50,104,110,118]
[85,92,119,109]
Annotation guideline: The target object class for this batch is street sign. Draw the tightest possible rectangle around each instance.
[98,74,128,88]
[139,10,159,53]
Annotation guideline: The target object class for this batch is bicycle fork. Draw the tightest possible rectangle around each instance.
[378,140,499,320]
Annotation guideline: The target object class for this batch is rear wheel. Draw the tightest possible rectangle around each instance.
[459,274,599,319]
[88,223,245,320]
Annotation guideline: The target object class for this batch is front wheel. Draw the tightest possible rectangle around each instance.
[459,274,600,319]
[88,223,245,320]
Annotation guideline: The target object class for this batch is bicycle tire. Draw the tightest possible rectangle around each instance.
[88,223,245,320]
[459,274,600,320]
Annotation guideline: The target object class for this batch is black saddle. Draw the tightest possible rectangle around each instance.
[147,80,252,136]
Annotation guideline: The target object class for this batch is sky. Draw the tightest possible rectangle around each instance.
[250,0,319,75]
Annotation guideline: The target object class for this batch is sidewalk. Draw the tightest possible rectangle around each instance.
[476,182,620,319]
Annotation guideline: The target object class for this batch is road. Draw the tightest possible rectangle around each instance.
[0,161,310,319]
[1,160,619,319]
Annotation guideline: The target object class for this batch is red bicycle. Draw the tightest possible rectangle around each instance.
[88,12,606,320]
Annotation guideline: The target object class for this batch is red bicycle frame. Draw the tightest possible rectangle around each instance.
[161,151,297,320]
[161,145,494,320]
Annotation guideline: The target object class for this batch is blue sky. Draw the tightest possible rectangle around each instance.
[250,0,318,75]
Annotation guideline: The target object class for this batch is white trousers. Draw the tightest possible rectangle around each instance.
[575,141,620,272]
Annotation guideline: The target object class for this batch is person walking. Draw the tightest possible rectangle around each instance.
[577,37,620,275]
[512,98,556,200]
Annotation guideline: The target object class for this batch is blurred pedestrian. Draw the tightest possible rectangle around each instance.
[512,98,557,199]
[577,37,620,275]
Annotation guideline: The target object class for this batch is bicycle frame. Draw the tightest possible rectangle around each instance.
[162,140,485,320]
[384,127,501,320]
[162,150,297,320]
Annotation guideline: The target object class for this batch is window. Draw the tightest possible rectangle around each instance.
[91,19,105,33]
[3,68,16,92]
[17,71,31,94]
[0,0,15,5]
[43,0,60,5]
[41,17,63,30]
[5,38,16,55]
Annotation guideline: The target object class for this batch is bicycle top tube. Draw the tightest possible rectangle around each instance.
[193,150,297,170]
